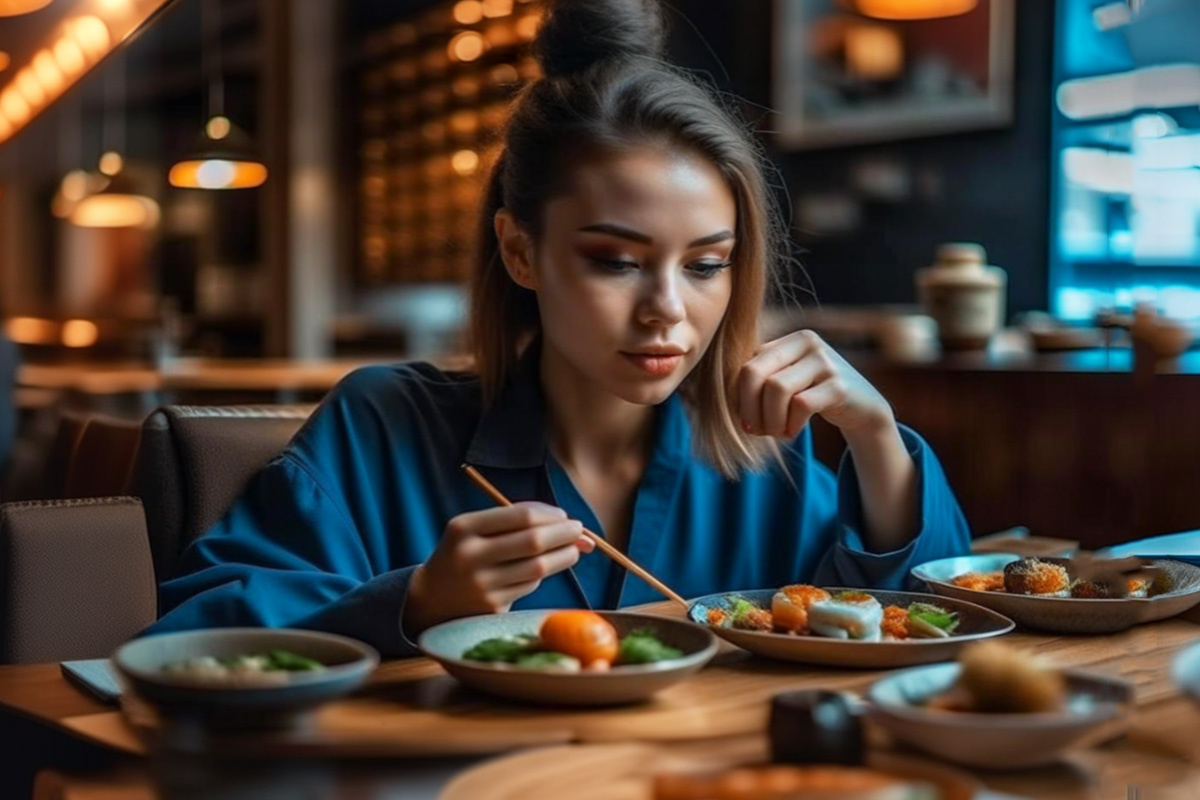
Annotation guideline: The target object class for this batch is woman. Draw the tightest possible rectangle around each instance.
[148,0,970,655]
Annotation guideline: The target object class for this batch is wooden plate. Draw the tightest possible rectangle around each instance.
[438,736,984,800]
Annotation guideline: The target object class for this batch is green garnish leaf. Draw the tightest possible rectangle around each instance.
[907,603,960,633]
[462,634,537,663]
[617,629,684,665]
[266,649,325,672]
[729,596,758,620]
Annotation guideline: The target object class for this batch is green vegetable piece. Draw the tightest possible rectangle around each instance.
[462,634,537,663]
[513,652,581,672]
[267,649,325,672]
[907,603,960,634]
[617,630,683,665]
[729,596,758,620]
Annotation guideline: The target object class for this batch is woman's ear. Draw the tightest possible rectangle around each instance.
[494,209,538,290]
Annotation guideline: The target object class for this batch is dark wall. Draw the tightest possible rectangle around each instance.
[345,0,1056,315]
[666,0,1056,315]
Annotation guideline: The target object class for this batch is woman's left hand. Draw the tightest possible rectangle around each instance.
[736,330,894,440]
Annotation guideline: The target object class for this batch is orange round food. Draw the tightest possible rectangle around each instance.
[881,605,909,640]
[538,610,619,666]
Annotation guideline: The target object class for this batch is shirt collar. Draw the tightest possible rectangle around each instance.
[464,341,692,470]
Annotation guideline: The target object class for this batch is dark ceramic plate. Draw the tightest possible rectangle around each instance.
[912,554,1200,633]
[419,610,717,706]
[688,588,1014,668]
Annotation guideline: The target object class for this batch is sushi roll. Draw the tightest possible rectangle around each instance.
[807,592,884,641]
[771,585,831,634]
[1003,557,1070,596]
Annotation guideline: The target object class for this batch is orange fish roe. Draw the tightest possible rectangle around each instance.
[771,585,831,634]
[732,607,774,632]
[882,605,909,640]
[706,608,728,627]
[1003,558,1070,596]
[952,572,1006,592]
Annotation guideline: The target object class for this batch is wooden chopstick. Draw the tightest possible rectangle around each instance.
[461,464,690,609]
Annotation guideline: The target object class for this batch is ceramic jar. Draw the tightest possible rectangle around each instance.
[916,243,1007,351]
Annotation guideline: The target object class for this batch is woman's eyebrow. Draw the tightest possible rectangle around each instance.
[578,223,735,248]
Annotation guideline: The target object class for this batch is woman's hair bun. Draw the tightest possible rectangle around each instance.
[534,0,668,79]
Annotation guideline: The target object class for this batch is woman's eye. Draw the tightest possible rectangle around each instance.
[590,258,639,273]
[687,260,732,279]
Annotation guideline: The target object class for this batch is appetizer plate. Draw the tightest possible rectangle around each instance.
[687,589,1014,668]
[912,554,1200,634]
[112,628,378,724]
[1172,639,1200,710]
[419,610,718,706]
[868,662,1133,769]
[438,737,988,800]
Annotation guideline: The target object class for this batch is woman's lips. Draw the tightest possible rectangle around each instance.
[622,352,685,376]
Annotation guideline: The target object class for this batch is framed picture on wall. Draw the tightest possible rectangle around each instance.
[773,0,1016,149]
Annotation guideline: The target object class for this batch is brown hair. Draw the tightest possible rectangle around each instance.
[469,0,788,477]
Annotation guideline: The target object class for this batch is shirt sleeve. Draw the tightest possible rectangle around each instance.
[813,423,971,590]
[143,454,423,658]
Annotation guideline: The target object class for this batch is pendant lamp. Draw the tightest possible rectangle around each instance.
[169,0,266,189]
[70,51,160,228]
[0,0,54,18]
[853,0,977,21]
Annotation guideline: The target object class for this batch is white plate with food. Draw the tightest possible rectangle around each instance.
[868,641,1133,769]
[419,609,718,706]
[687,586,1014,668]
[113,628,379,725]
[911,554,1200,633]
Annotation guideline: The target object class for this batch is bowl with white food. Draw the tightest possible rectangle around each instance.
[113,628,378,725]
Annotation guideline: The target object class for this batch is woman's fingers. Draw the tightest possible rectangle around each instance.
[484,580,542,611]
[479,543,583,588]
[467,519,585,564]
[738,330,821,432]
[759,357,830,437]
[785,378,847,438]
[444,501,566,541]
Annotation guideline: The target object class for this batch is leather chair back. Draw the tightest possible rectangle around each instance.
[132,405,313,583]
[64,414,142,499]
[0,497,154,663]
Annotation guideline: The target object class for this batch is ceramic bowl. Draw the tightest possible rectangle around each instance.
[419,610,717,706]
[113,628,378,725]
[1173,639,1200,709]
[688,589,1014,668]
[912,554,1200,634]
[868,662,1133,769]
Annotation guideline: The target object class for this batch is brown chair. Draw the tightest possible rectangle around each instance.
[63,414,142,500]
[132,405,314,585]
[0,497,155,664]
[37,411,89,500]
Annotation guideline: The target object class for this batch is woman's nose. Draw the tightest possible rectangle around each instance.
[637,273,686,328]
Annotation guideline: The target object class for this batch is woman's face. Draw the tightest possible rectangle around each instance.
[501,147,737,406]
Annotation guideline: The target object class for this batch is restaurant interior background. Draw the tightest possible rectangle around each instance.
[0,0,1199,550]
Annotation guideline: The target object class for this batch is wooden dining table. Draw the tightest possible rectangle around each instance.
[5,602,1200,800]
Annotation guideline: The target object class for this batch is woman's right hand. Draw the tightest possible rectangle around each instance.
[402,502,594,635]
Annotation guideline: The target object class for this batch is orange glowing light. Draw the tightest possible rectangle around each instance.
[0,0,53,17]
[54,37,86,75]
[61,320,99,348]
[449,31,486,63]
[72,16,112,58]
[453,0,484,25]
[33,50,64,93]
[168,160,268,190]
[854,0,977,20]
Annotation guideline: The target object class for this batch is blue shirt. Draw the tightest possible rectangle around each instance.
[148,347,971,656]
